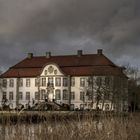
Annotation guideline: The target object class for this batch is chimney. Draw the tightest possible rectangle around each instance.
[28,53,33,59]
[46,52,51,58]
[77,50,83,57]
[97,49,103,55]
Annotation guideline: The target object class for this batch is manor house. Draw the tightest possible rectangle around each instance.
[0,49,128,110]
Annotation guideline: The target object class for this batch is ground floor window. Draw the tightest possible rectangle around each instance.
[80,92,84,101]
[26,92,30,100]
[80,104,84,110]
[63,89,68,100]
[2,92,7,100]
[19,92,23,100]
[40,90,46,100]
[9,92,13,100]
[35,92,40,100]
[71,92,75,100]
[55,89,61,100]
[70,104,75,110]
[105,104,110,111]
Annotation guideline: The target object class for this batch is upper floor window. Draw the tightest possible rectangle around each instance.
[63,78,68,87]
[71,77,75,87]
[2,79,7,88]
[35,79,38,87]
[9,79,14,87]
[55,77,61,87]
[63,89,68,100]
[48,77,53,86]
[55,89,61,100]
[71,92,75,100]
[19,79,23,87]
[19,92,23,100]
[96,77,102,86]
[26,79,30,87]
[9,92,13,100]
[80,78,85,87]
[42,78,46,87]
[35,78,40,87]
[105,77,110,86]
[26,92,30,100]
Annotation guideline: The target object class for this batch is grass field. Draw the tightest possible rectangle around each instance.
[0,112,140,140]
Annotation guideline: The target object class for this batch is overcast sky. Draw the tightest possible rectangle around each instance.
[0,0,140,71]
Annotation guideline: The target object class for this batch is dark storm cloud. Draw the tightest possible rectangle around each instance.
[0,0,140,70]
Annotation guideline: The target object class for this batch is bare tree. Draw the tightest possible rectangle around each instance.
[87,76,113,111]
[123,63,140,112]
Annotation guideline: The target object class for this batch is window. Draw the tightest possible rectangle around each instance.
[63,90,68,100]
[105,104,110,111]
[96,77,102,86]
[19,79,23,87]
[71,77,75,87]
[35,92,40,100]
[55,78,61,86]
[80,78,85,87]
[19,92,23,100]
[87,91,92,101]
[55,89,61,100]
[9,92,13,100]
[26,92,30,100]
[80,104,84,110]
[26,79,30,87]
[40,90,46,100]
[2,79,7,88]
[70,104,75,110]
[35,79,37,87]
[42,78,46,86]
[71,92,75,100]
[2,92,7,100]
[105,77,110,86]
[88,104,92,109]
[63,78,68,87]
[80,92,84,101]
[48,77,53,86]
[45,70,47,75]
[9,79,14,87]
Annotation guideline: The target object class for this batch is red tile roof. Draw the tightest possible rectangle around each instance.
[11,54,116,68]
[0,53,127,78]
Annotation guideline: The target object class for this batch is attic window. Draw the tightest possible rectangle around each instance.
[45,70,47,75]
[48,66,54,74]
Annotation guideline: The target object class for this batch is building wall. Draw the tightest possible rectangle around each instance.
[0,64,128,111]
